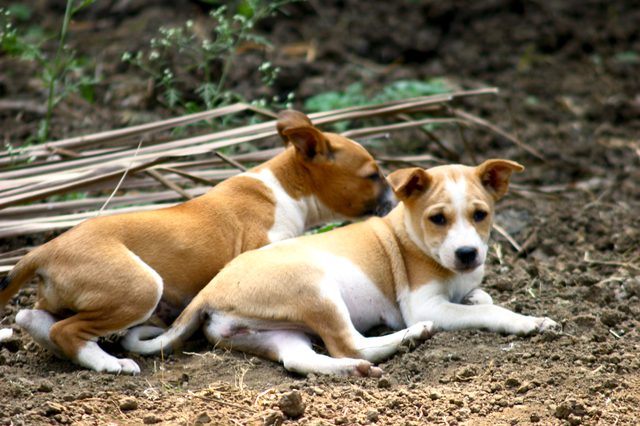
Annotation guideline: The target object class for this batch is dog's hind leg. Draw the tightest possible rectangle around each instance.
[15,309,65,358]
[37,249,164,374]
[207,325,383,377]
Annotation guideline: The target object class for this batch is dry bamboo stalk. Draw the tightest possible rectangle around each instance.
[145,169,194,200]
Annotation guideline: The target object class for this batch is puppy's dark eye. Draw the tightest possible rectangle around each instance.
[367,173,380,181]
[473,210,488,222]
[429,213,447,226]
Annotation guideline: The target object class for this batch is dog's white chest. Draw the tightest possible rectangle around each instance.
[317,253,404,332]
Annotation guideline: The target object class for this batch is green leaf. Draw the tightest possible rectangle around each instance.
[8,4,32,21]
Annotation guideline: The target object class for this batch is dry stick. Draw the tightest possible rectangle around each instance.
[455,120,478,164]
[214,151,248,172]
[451,108,545,160]
[0,96,459,184]
[395,113,459,160]
[583,252,640,272]
[492,223,522,252]
[341,117,462,138]
[157,167,216,186]
[0,103,252,160]
[145,169,193,201]
[97,138,144,215]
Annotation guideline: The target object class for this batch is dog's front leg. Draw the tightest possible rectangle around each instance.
[408,294,558,335]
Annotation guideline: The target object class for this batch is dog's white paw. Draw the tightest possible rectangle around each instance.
[354,361,383,378]
[510,316,559,335]
[77,342,141,375]
[535,317,559,333]
[405,321,435,341]
[463,288,493,305]
[117,358,141,375]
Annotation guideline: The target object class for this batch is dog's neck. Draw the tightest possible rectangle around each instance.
[245,149,341,241]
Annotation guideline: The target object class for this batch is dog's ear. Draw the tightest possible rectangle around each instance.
[476,159,524,200]
[277,110,331,161]
[387,168,431,201]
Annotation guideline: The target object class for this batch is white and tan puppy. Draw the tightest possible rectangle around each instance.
[0,110,395,374]
[124,159,558,377]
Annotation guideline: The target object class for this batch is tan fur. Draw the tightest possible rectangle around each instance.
[1,110,390,364]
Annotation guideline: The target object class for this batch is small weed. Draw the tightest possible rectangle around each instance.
[0,1,98,142]
[304,79,451,131]
[123,0,298,115]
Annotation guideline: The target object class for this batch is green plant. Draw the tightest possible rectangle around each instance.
[304,79,451,131]
[123,0,297,112]
[1,1,98,142]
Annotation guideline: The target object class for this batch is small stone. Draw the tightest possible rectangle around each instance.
[194,412,211,424]
[530,413,541,422]
[310,386,324,396]
[505,377,521,388]
[119,397,138,411]
[278,390,305,418]
[429,391,442,400]
[38,380,54,393]
[44,402,64,416]
[366,409,379,422]
[143,414,162,424]
[262,411,284,426]
[377,377,393,389]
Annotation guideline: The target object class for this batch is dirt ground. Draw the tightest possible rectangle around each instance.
[1,1,640,425]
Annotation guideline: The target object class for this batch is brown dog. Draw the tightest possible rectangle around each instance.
[0,110,394,374]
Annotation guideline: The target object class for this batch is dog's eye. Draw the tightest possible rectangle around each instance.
[473,210,488,222]
[429,213,447,226]
[367,173,380,181]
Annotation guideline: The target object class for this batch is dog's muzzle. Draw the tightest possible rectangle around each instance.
[372,188,397,217]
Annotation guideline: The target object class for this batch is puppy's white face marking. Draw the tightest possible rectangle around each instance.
[403,171,493,274]
[436,177,487,272]
[244,169,341,242]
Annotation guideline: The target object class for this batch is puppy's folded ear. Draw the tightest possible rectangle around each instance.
[387,167,431,201]
[476,159,524,200]
[277,110,332,161]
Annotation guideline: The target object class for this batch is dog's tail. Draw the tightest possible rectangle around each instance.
[0,249,41,308]
[121,295,206,355]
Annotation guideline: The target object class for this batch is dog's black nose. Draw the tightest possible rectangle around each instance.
[455,247,478,266]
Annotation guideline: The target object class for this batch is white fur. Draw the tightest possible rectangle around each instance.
[438,178,487,270]
[316,252,404,331]
[76,341,140,374]
[127,250,164,325]
[15,309,64,358]
[401,276,557,334]
[0,328,13,342]
[243,169,343,242]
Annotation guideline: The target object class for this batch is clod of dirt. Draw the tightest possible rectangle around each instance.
[555,399,588,420]
[600,310,623,327]
[262,410,285,426]
[194,411,211,424]
[143,414,162,424]
[366,408,380,422]
[505,377,521,388]
[278,390,305,418]
[119,397,138,411]
[43,401,65,417]
[377,377,394,389]
[37,380,54,393]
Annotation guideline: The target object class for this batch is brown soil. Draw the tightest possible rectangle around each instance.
[1,1,639,425]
